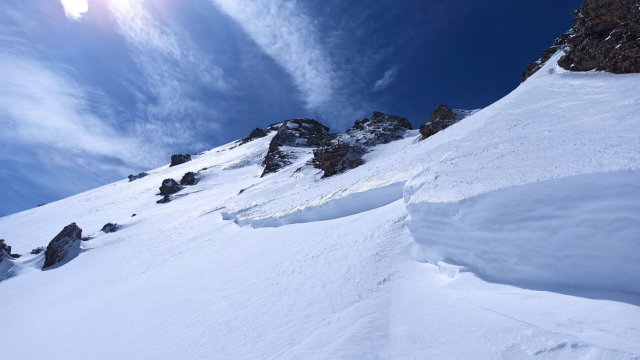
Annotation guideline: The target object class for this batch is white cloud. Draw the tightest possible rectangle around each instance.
[61,0,88,20]
[373,66,399,91]
[210,0,335,110]
[107,0,226,144]
[0,55,153,170]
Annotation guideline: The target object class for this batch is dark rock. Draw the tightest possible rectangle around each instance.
[0,239,20,259]
[261,119,331,177]
[37,203,49,207]
[420,104,458,140]
[128,172,148,182]
[313,143,366,178]
[81,236,94,241]
[521,46,561,82]
[346,111,413,146]
[239,128,268,145]
[157,195,172,204]
[100,223,119,233]
[43,223,82,269]
[30,247,45,255]
[131,214,137,217]
[523,0,640,82]
[170,154,191,167]
[180,172,197,186]
[313,111,412,177]
[159,178,181,195]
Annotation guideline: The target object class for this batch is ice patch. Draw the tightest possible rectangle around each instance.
[437,261,466,279]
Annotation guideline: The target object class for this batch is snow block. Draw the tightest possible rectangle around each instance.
[43,223,82,269]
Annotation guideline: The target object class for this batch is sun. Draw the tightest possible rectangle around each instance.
[61,0,89,20]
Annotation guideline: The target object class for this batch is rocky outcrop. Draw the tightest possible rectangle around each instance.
[43,223,82,269]
[420,104,458,139]
[180,172,197,186]
[261,119,331,177]
[313,143,366,178]
[522,0,640,82]
[100,223,119,233]
[159,179,181,195]
[0,239,20,259]
[346,111,413,146]
[239,128,268,145]
[170,154,191,167]
[313,111,412,178]
[128,172,148,182]
[559,0,640,73]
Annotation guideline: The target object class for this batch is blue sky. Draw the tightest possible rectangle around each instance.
[0,0,582,216]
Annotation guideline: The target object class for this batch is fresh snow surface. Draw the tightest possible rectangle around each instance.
[0,53,639,359]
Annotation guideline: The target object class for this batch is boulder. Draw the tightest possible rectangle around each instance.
[128,172,148,182]
[261,119,331,177]
[170,154,191,167]
[30,247,45,255]
[43,223,82,269]
[239,128,268,145]
[100,223,119,233]
[157,195,172,204]
[159,178,181,195]
[0,239,20,259]
[180,172,197,186]
[420,104,457,139]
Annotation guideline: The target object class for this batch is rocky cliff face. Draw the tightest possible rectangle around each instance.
[522,0,640,82]
[313,112,412,178]
[261,119,331,177]
[420,104,457,139]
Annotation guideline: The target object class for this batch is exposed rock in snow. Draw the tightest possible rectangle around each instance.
[30,247,45,255]
[100,223,118,233]
[523,0,640,82]
[261,119,331,177]
[42,223,82,269]
[180,172,197,186]
[170,154,191,167]
[0,239,20,259]
[128,172,148,182]
[312,112,412,177]
[346,111,413,147]
[159,179,181,195]
[156,195,171,204]
[239,128,268,145]
[420,104,457,139]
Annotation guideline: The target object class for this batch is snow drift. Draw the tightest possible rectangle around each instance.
[405,53,640,294]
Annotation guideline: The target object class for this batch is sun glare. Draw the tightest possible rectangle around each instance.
[61,0,89,20]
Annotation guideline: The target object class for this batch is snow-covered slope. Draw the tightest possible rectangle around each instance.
[0,54,639,359]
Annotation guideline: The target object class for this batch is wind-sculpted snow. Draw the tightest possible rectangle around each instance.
[408,170,640,293]
[405,53,640,294]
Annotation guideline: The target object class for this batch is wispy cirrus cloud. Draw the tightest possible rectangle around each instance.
[107,0,228,147]
[373,66,399,91]
[209,0,367,128]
